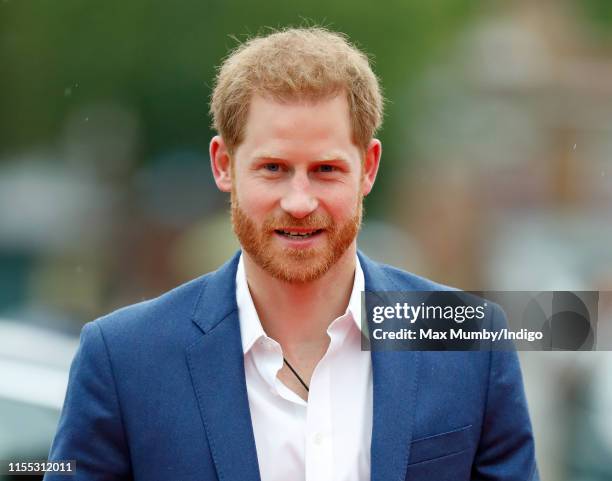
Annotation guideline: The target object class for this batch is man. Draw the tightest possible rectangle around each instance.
[46,27,538,480]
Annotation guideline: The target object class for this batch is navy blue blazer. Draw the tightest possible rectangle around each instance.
[45,251,539,481]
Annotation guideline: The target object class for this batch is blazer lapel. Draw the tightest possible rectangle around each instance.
[186,252,261,481]
[359,251,420,481]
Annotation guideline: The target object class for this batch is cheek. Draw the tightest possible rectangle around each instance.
[321,185,360,207]
[321,189,361,219]
[235,181,278,217]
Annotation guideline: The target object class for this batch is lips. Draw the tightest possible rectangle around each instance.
[274,229,323,239]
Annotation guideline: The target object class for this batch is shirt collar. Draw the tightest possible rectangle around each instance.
[236,253,365,355]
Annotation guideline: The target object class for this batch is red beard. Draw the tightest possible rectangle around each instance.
[231,192,362,283]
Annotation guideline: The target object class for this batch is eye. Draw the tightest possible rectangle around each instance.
[316,164,337,173]
[263,163,281,172]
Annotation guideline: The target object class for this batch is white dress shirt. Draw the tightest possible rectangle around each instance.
[236,254,373,481]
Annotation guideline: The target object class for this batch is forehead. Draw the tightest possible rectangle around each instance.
[235,93,360,162]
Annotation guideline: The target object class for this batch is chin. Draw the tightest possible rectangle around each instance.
[257,246,347,284]
[268,264,331,284]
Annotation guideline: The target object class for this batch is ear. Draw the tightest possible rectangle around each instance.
[361,139,382,196]
[210,135,232,192]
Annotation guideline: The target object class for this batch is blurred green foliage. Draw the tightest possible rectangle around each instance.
[581,0,612,36]
[0,0,478,161]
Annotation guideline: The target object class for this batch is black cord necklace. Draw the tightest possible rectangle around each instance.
[283,357,309,392]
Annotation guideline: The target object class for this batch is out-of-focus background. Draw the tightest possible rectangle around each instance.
[1,0,611,479]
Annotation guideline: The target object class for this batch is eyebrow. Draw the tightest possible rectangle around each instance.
[252,153,352,165]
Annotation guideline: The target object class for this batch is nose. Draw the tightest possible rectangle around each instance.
[279,173,319,219]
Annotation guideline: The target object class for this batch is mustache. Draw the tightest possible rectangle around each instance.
[263,213,334,230]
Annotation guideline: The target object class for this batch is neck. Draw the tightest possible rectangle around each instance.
[243,245,357,356]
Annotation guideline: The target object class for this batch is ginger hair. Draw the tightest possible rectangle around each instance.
[210,27,383,152]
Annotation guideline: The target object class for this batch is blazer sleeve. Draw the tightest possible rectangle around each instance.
[44,321,132,481]
[471,304,540,481]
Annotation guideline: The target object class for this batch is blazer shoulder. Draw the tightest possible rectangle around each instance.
[370,259,458,292]
[91,271,214,345]
[373,261,504,324]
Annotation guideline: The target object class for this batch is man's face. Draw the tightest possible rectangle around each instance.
[213,94,379,283]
